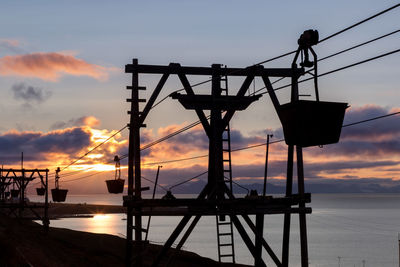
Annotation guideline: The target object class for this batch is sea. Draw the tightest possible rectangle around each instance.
[28,193,400,267]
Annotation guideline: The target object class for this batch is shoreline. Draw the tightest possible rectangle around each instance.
[0,214,249,266]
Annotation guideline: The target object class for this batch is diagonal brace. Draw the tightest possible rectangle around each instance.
[139,73,170,124]
[230,214,267,267]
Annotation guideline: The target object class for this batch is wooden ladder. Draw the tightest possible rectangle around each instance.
[216,71,235,263]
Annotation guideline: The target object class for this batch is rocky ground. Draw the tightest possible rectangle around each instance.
[0,213,249,267]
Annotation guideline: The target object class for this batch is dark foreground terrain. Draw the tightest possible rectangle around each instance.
[0,215,249,267]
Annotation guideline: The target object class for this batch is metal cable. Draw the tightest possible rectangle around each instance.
[319,28,400,62]
[147,4,400,110]
[256,48,400,96]
[318,3,400,43]
[60,125,127,172]
[169,171,208,190]
[50,111,400,186]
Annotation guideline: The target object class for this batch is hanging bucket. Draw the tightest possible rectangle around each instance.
[279,100,348,147]
[10,189,19,198]
[105,179,125,194]
[51,188,68,202]
[36,187,45,196]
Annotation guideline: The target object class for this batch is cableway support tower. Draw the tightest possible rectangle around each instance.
[123,30,347,267]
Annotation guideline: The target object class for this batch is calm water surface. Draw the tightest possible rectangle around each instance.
[29,194,400,267]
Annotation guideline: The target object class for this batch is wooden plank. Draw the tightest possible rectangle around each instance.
[171,94,261,110]
[124,194,311,208]
[125,64,303,77]
[0,169,49,172]
[130,207,312,216]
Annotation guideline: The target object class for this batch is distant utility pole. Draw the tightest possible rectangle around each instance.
[262,134,273,196]
[338,256,341,267]
[398,233,400,267]
[362,259,365,267]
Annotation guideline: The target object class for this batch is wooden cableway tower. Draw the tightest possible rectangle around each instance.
[124,30,347,267]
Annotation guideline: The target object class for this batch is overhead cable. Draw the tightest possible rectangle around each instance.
[60,125,127,172]
[318,3,400,43]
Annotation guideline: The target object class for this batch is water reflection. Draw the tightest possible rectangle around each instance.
[86,214,112,234]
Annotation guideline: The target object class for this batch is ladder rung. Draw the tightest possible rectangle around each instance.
[222,139,229,141]
[220,254,234,257]
[223,159,230,162]
[219,233,232,236]
[223,170,231,172]
[218,222,231,226]
[220,243,233,247]
[222,149,230,152]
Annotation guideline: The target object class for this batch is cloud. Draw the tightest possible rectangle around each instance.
[0,127,91,165]
[0,52,110,81]
[12,83,51,103]
[50,116,100,130]
[341,105,400,141]
[304,104,400,157]
[0,39,23,53]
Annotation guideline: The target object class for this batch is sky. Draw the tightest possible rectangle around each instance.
[0,0,399,194]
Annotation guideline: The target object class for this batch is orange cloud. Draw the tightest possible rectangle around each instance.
[0,52,110,81]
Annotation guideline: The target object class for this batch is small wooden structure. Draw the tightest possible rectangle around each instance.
[0,167,50,230]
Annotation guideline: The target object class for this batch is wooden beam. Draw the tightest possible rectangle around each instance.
[139,72,169,124]
[125,63,302,77]
[177,71,211,136]
[231,215,266,267]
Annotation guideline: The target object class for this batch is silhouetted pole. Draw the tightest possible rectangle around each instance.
[282,145,294,266]
[262,134,273,197]
[398,233,400,267]
[126,58,143,267]
[44,170,49,231]
[255,133,272,266]
[338,256,341,267]
[145,165,162,241]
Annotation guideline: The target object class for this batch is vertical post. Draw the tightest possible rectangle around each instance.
[291,63,299,102]
[282,145,294,266]
[263,134,272,197]
[145,165,161,241]
[398,233,400,267]
[126,58,143,266]
[20,169,24,216]
[255,214,264,266]
[256,133,272,266]
[208,64,223,200]
[44,170,49,231]
[296,146,308,267]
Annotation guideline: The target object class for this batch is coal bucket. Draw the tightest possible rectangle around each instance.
[10,189,19,198]
[51,188,68,202]
[36,187,45,196]
[106,179,125,194]
[279,100,348,147]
